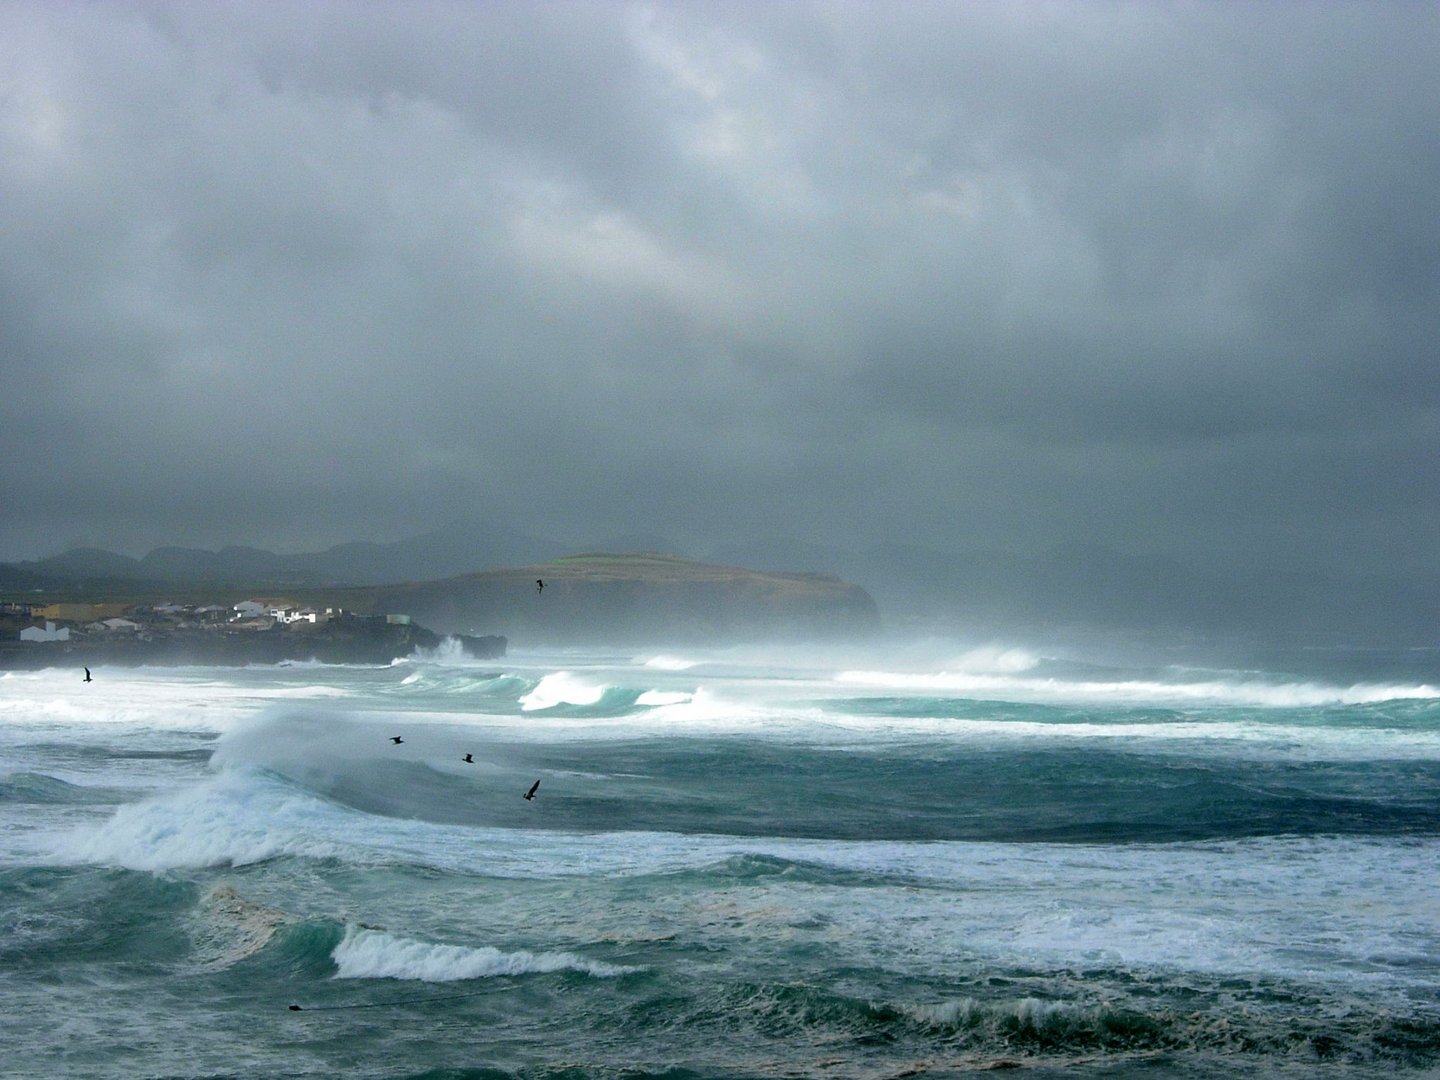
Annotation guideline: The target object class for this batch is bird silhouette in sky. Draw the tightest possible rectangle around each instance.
[390,735,403,745]
[463,753,474,764]
[524,779,540,800]
[83,667,92,683]
[536,579,544,594]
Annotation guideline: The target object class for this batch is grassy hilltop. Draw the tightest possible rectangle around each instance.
[309,552,882,644]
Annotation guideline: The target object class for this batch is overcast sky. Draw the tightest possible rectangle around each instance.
[2,1,1437,579]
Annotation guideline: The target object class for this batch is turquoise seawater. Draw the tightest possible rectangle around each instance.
[2,641,1439,1078]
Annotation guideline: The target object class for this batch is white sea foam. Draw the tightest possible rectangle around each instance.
[907,996,1096,1031]
[53,768,350,870]
[330,925,638,981]
[519,672,607,711]
[635,690,693,706]
[641,655,699,671]
[0,667,351,744]
[946,646,1041,674]
[835,667,1440,708]
[588,832,1440,997]
[634,688,830,732]
[187,885,293,971]
[413,636,493,666]
[786,712,1440,759]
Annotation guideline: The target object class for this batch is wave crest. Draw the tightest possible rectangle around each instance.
[56,769,348,871]
[331,925,639,982]
[520,672,607,711]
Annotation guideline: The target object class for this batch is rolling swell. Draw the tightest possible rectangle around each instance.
[50,723,1440,889]
[0,771,124,804]
[454,737,1440,843]
[114,729,1440,848]
[0,865,196,966]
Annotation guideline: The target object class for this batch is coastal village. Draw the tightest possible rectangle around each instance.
[1,598,396,643]
[0,599,504,668]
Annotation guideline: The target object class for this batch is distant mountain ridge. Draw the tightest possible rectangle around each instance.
[1,519,568,588]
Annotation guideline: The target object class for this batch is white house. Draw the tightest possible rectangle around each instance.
[99,618,140,633]
[19,621,70,642]
[233,600,267,620]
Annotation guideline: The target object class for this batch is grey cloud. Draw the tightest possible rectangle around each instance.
[1,0,1437,591]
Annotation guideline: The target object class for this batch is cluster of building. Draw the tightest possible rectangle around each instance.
[4,600,398,643]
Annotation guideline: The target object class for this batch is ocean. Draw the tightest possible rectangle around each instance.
[2,637,1438,1079]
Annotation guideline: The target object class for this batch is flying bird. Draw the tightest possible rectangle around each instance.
[524,779,540,800]
[463,753,474,764]
[390,735,403,745]
[83,667,92,683]
[536,579,545,594]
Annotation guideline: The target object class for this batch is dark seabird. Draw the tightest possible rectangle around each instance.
[390,735,403,745]
[536,579,545,593]
[524,779,540,800]
[83,667,92,683]
[463,753,474,764]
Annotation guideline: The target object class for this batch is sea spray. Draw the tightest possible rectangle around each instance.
[56,768,351,870]
[519,671,608,711]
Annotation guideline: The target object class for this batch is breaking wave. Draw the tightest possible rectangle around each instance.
[53,768,352,871]
[330,925,639,981]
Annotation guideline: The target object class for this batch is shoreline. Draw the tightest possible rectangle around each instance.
[0,623,506,670]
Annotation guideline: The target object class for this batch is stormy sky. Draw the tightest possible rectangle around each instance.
[3,1,1438,581]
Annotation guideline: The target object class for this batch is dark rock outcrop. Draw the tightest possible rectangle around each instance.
[0,618,450,670]
[454,633,508,659]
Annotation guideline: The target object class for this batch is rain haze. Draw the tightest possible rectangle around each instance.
[3,1,1439,643]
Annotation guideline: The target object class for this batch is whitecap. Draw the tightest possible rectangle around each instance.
[330,925,638,981]
[834,668,1440,709]
[641,655,698,671]
[54,768,348,870]
[635,690,692,706]
[519,672,606,711]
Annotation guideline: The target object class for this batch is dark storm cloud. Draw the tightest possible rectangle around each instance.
[2,1,1437,582]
